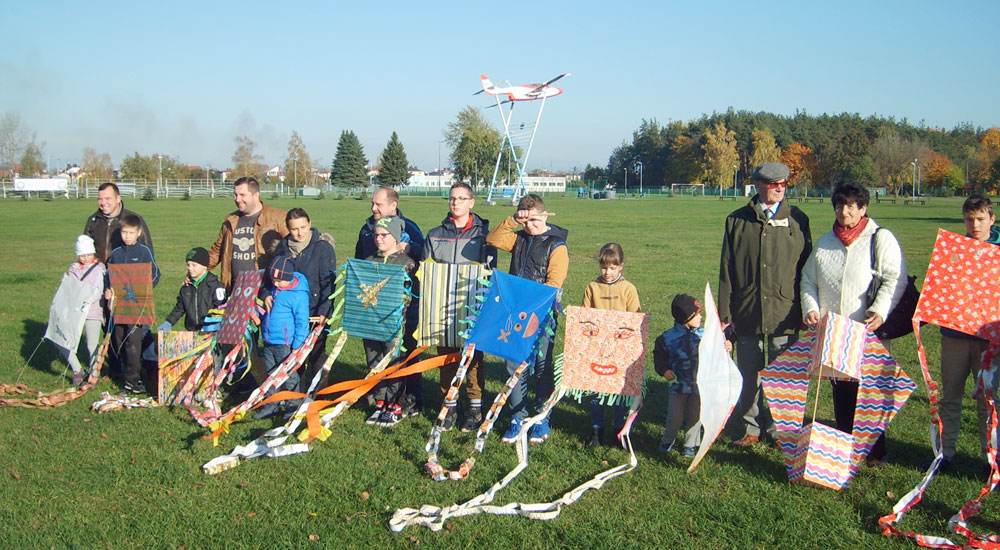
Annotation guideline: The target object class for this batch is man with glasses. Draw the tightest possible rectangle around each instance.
[425,183,497,431]
[355,186,425,414]
[719,162,812,448]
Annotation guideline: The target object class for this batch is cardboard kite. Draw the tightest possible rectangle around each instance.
[393,298,652,532]
[108,263,155,325]
[415,259,490,348]
[343,258,409,343]
[689,283,743,473]
[880,229,1000,549]
[157,331,214,405]
[762,319,916,491]
[217,270,262,345]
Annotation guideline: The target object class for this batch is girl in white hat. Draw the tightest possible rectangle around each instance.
[62,235,107,386]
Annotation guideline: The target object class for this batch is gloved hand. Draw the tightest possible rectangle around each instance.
[157,321,172,332]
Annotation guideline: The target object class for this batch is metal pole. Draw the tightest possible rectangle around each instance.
[157,154,163,198]
[624,167,627,196]
[638,161,643,196]
[911,159,917,201]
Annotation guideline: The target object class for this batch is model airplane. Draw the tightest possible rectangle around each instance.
[476,73,570,102]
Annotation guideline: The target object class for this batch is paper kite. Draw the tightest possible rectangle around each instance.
[44,271,102,354]
[217,269,262,345]
[415,259,490,348]
[157,331,214,406]
[688,282,743,473]
[762,326,915,491]
[880,229,1000,549]
[466,270,559,364]
[108,263,155,325]
[343,258,409,343]
[393,302,653,532]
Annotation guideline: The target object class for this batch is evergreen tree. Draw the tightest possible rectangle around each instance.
[378,131,410,186]
[330,130,368,187]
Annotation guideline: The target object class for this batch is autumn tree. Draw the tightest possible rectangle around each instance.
[18,135,45,177]
[668,134,703,185]
[282,131,314,191]
[871,127,923,195]
[232,136,264,181]
[972,127,1000,191]
[330,130,368,187]
[701,123,739,190]
[378,131,410,186]
[119,153,191,184]
[923,152,957,191]
[81,147,114,186]
[780,142,815,194]
[444,106,501,186]
[748,128,781,169]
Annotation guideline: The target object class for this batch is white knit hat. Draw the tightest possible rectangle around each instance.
[75,235,96,256]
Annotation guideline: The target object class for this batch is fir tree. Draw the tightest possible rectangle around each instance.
[378,131,410,186]
[330,130,368,187]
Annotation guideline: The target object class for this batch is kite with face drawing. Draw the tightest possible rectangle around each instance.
[392,300,651,532]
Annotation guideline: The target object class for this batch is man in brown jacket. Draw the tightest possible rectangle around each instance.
[208,177,288,290]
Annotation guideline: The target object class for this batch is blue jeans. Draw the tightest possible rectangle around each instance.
[261,344,299,394]
[505,328,555,421]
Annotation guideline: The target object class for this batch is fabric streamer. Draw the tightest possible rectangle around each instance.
[415,260,490,348]
[689,282,743,473]
[762,331,916,490]
[880,229,1000,548]
[395,306,650,532]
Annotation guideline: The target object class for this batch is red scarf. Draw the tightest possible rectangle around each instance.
[833,216,869,247]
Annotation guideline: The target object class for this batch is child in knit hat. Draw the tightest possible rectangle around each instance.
[58,235,107,387]
[654,294,705,457]
[158,247,226,332]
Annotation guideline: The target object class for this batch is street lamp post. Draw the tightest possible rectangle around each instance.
[624,167,627,197]
[293,155,298,198]
[911,159,917,200]
[733,164,738,198]
[637,161,643,196]
[157,154,163,198]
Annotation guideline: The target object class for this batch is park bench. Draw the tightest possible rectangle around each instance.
[875,197,896,205]
[903,199,926,205]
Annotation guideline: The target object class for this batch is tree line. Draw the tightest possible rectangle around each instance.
[591,110,1000,196]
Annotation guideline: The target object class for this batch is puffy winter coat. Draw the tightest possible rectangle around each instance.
[165,272,226,330]
[261,273,310,349]
[276,229,336,318]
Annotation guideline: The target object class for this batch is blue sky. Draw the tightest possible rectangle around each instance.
[3,1,997,174]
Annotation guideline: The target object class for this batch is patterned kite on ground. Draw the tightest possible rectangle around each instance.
[157,331,214,405]
[880,229,1000,549]
[762,326,916,490]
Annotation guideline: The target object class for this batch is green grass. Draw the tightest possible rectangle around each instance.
[1,194,997,549]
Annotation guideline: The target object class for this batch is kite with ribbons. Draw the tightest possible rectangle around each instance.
[761,314,916,490]
[393,271,656,531]
[203,258,450,474]
[879,229,1000,549]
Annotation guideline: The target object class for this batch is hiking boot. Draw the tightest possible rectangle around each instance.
[586,427,603,448]
[441,407,457,431]
[460,407,483,432]
[501,417,524,444]
[529,418,550,444]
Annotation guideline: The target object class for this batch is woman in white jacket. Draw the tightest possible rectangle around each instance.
[800,181,908,467]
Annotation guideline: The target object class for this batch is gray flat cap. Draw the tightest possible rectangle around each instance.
[751,162,790,182]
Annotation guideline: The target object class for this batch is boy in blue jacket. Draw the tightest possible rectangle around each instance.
[655,294,705,456]
[254,255,310,420]
[105,214,160,395]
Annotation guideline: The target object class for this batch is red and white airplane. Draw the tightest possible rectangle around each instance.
[476,73,570,102]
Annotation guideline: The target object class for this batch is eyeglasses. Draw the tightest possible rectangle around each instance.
[765,180,788,187]
[374,232,392,239]
[448,196,473,203]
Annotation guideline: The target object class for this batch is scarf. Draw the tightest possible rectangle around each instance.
[833,216,869,247]
[287,232,311,258]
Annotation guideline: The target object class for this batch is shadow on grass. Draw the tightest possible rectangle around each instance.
[20,318,63,376]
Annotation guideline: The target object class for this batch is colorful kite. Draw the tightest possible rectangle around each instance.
[762,326,916,490]
[217,270,262,345]
[880,229,1000,548]
[157,331,214,405]
[689,282,743,473]
[108,263,155,325]
[393,302,651,532]
[343,258,409,343]
[415,259,490,348]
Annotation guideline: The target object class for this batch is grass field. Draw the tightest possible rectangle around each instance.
[1,194,997,549]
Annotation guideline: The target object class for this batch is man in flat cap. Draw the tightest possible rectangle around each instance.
[719,162,812,447]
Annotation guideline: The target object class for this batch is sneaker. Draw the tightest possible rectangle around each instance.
[253,403,279,420]
[460,407,483,432]
[124,380,146,395]
[71,372,85,388]
[441,407,457,431]
[658,442,675,454]
[377,408,402,427]
[586,427,602,448]
[400,397,421,418]
[682,446,697,457]
[366,401,385,425]
[501,417,524,444]
[529,419,550,444]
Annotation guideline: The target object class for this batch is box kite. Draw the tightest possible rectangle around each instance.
[880,229,1000,549]
[392,293,654,532]
[762,316,916,491]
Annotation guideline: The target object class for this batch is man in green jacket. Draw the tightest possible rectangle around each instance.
[719,162,812,447]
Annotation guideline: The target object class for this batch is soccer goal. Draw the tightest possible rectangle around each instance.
[670,183,706,196]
